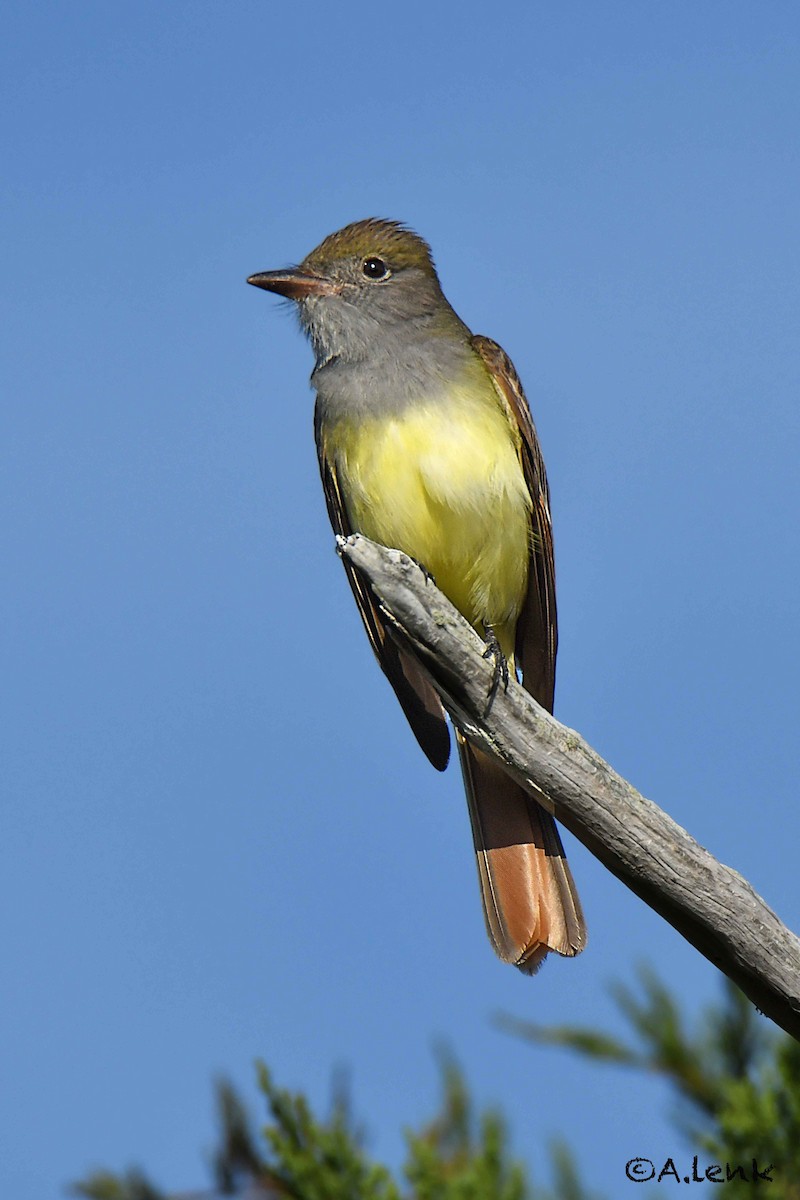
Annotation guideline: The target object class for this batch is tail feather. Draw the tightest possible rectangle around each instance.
[457,733,586,971]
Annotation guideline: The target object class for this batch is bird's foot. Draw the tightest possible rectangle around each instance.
[409,556,436,586]
[481,623,509,716]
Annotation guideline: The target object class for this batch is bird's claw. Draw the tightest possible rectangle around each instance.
[410,556,436,586]
[482,624,509,716]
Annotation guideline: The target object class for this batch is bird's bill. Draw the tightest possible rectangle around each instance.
[246,267,335,299]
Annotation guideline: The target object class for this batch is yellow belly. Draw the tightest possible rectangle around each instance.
[326,392,531,658]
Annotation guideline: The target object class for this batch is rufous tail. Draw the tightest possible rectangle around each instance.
[457,733,586,972]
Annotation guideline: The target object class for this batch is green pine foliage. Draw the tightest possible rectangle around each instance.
[71,1054,589,1200]
[72,969,799,1199]
[70,1168,164,1200]
[253,1060,400,1199]
[403,1053,529,1200]
[499,965,799,1197]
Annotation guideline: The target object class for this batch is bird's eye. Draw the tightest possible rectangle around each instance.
[362,256,390,280]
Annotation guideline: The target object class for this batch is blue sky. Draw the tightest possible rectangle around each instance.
[3,2,800,1196]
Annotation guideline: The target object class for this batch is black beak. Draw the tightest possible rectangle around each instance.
[246,267,335,300]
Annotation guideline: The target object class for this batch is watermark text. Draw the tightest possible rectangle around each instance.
[626,1156,775,1184]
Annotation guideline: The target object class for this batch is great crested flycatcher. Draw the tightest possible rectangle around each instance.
[248,218,586,972]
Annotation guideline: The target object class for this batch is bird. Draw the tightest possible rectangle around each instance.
[247,218,586,972]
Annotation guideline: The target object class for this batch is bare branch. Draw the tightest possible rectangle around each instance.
[337,534,800,1041]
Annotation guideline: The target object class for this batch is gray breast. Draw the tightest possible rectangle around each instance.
[313,336,483,425]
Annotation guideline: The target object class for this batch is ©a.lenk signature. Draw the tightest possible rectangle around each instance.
[626,1157,775,1184]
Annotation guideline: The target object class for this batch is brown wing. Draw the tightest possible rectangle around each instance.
[470,334,557,712]
[315,409,450,771]
[462,336,585,968]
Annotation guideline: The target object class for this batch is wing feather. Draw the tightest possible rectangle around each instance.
[465,336,585,965]
[471,335,557,712]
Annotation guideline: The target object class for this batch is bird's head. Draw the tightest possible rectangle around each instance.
[248,219,461,363]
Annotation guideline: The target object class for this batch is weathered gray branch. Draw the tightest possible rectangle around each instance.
[337,534,800,1041]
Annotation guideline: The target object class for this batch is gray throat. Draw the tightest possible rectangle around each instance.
[311,329,481,425]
